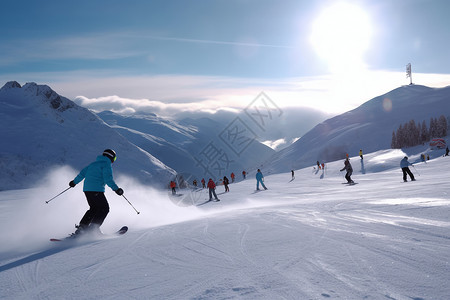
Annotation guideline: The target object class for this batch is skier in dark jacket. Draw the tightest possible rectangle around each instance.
[223,176,230,192]
[400,156,415,182]
[340,158,354,183]
[69,149,123,236]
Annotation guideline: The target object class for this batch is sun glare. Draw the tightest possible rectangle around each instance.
[310,2,372,73]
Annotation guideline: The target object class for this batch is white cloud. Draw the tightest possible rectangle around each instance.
[2,71,450,118]
[262,138,288,150]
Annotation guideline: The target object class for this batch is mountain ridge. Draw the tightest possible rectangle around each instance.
[0,81,175,190]
[264,84,450,174]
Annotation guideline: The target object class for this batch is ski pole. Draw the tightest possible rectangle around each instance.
[412,165,420,176]
[45,187,72,204]
[122,194,140,214]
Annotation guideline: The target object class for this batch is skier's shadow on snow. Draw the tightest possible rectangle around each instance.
[0,245,72,273]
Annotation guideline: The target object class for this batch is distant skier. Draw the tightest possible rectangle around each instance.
[340,158,354,183]
[193,179,197,187]
[359,149,363,160]
[223,176,230,192]
[231,172,235,183]
[316,161,321,170]
[170,180,177,195]
[446,146,449,156]
[201,178,206,188]
[400,156,415,182]
[291,169,295,180]
[242,170,247,179]
[68,149,123,236]
[207,178,220,201]
[256,169,267,190]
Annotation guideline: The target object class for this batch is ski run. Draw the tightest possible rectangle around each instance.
[0,148,449,299]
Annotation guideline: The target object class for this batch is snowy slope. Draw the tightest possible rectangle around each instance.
[266,84,450,174]
[0,81,176,190]
[1,147,449,299]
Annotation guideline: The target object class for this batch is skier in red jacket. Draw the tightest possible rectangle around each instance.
[170,181,176,195]
[207,178,220,201]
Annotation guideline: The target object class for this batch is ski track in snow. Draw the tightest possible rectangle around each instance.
[1,150,450,299]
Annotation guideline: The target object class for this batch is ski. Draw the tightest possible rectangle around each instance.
[197,199,220,206]
[50,226,128,242]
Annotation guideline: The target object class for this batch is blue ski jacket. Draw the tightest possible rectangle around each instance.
[400,157,412,168]
[73,155,119,192]
[256,171,264,181]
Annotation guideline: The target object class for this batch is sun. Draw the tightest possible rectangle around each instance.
[310,2,372,73]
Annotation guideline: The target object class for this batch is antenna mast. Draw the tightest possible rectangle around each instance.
[406,63,413,85]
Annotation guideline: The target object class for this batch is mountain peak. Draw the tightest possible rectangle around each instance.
[22,82,75,111]
[0,81,21,91]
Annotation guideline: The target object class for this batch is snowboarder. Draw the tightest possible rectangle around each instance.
[340,158,354,183]
[359,149,363,160]
[223,176,230,192]
[256,169,267,190]
[207,178,219,201]
[68,149,123,236]
[201,178,206,188]
[170,180,177,195]
[400,156,415,182]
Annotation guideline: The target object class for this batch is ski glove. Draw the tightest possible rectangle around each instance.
[69,180,76,187]
[115,188,124,196]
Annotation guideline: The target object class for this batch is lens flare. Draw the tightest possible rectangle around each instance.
[382,98,392,112]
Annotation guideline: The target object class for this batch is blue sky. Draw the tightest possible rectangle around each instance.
[1,0,450,116]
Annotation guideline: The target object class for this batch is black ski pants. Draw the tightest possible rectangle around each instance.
[79,191,110,227]
[345,171,353,183]
[402,167,415,181]
[209,188,218,200]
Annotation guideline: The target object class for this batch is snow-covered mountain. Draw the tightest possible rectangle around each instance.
[266,84,450,174]
[3,80,449,191]
[97,111,276,184]
[0,81,175,190]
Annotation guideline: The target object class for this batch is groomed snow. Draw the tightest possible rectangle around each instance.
[0,149,449,299]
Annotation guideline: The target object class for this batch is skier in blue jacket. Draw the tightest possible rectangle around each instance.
[256,169,267,190]
[400,156,415,182]
[69,149,123,236]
